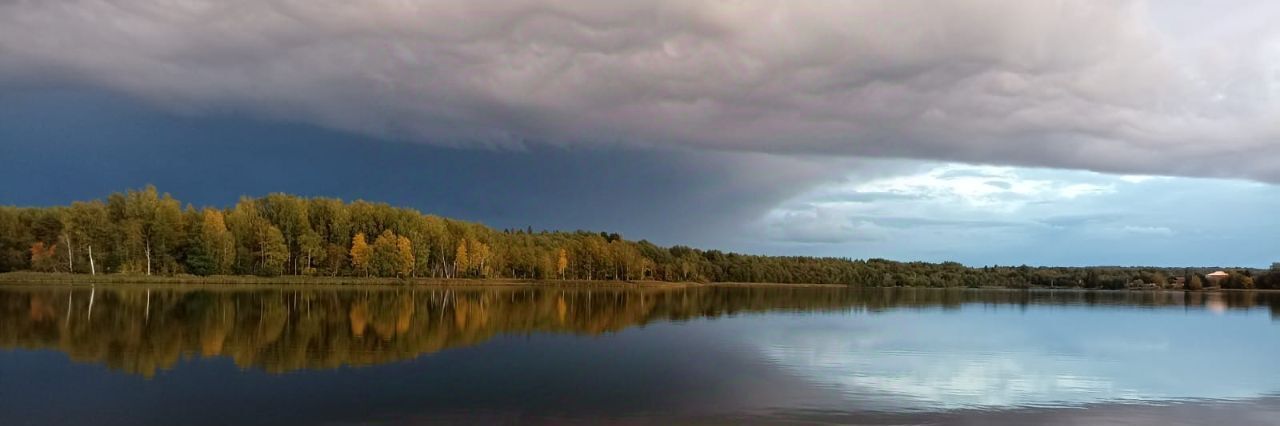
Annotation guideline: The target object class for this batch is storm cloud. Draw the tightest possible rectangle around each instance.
[0,88,843,250]
[3,1,1278,180]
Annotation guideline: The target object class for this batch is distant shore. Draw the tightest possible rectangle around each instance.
[3,272,1269,291]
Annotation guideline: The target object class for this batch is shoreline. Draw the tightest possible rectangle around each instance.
[0,272,701,289]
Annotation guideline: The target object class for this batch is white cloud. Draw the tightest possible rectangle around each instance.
[847,164,1116,212]
[748,161,1280,266]
[757,163,1121,245]
[2,1,1279,181]
[1122,225,1175,236]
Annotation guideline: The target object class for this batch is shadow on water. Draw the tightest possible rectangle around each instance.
[1,285,1279,377]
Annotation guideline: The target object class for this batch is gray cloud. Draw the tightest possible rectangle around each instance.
[859,217,1022,230]
[1,1,1278,182]
[1037,214,1125,229]
[766,213,887,245]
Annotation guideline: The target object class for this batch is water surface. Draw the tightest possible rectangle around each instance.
[1,285,1278,425]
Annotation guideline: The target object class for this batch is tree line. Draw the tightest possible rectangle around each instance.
[0,186,1274,288]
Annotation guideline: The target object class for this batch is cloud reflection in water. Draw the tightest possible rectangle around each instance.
[748,307,1280,412]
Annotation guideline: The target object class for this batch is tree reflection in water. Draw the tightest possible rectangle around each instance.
[1,285,1277,377]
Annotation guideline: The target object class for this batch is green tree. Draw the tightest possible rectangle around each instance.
[1187,274,1204,291]
[222,197,290,276]
[184,242,216,276]
[299,231,325,275]
[65,201,111,275]
[421,216,450,277]
[0,207,30,272]
[117,186,184,275]
[1226,271,1255,290]
[308,197,351,247]
[371,230,400,277]
[258,194,310,275]
[258,225,289,276]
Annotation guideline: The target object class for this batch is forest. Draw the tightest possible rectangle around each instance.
[0,186,1275,289]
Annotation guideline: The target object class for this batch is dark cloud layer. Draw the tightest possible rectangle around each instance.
[2,1,1277,180]
[0,89,837,249]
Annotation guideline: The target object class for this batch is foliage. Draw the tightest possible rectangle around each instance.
[0,187,1272,287]
[350,233,371,277]
[29,242,59,272]
[1187,274,1204,291]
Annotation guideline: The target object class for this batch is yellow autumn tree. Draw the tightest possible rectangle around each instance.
[350,232,371,277]
[454,239,469,278]
[556,248,569,280]
[469,239,490,278]
[200,209,235,274]
[395,235,414,278]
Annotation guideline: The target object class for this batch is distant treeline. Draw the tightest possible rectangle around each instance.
[0,186,1275,289]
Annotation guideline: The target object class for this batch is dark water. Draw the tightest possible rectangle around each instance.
[1,285,1279,425]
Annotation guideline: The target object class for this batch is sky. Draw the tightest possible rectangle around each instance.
[0,0,1277,267]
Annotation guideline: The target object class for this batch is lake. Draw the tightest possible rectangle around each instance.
[1,284,1279,425]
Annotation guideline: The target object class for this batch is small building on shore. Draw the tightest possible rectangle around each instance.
[1206,271,1230,286]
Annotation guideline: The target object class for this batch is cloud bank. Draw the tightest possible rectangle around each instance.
[2,1,1278,180]
[756,161,1280,266]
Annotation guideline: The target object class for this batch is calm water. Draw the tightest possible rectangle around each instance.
[1,285,1279,425]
